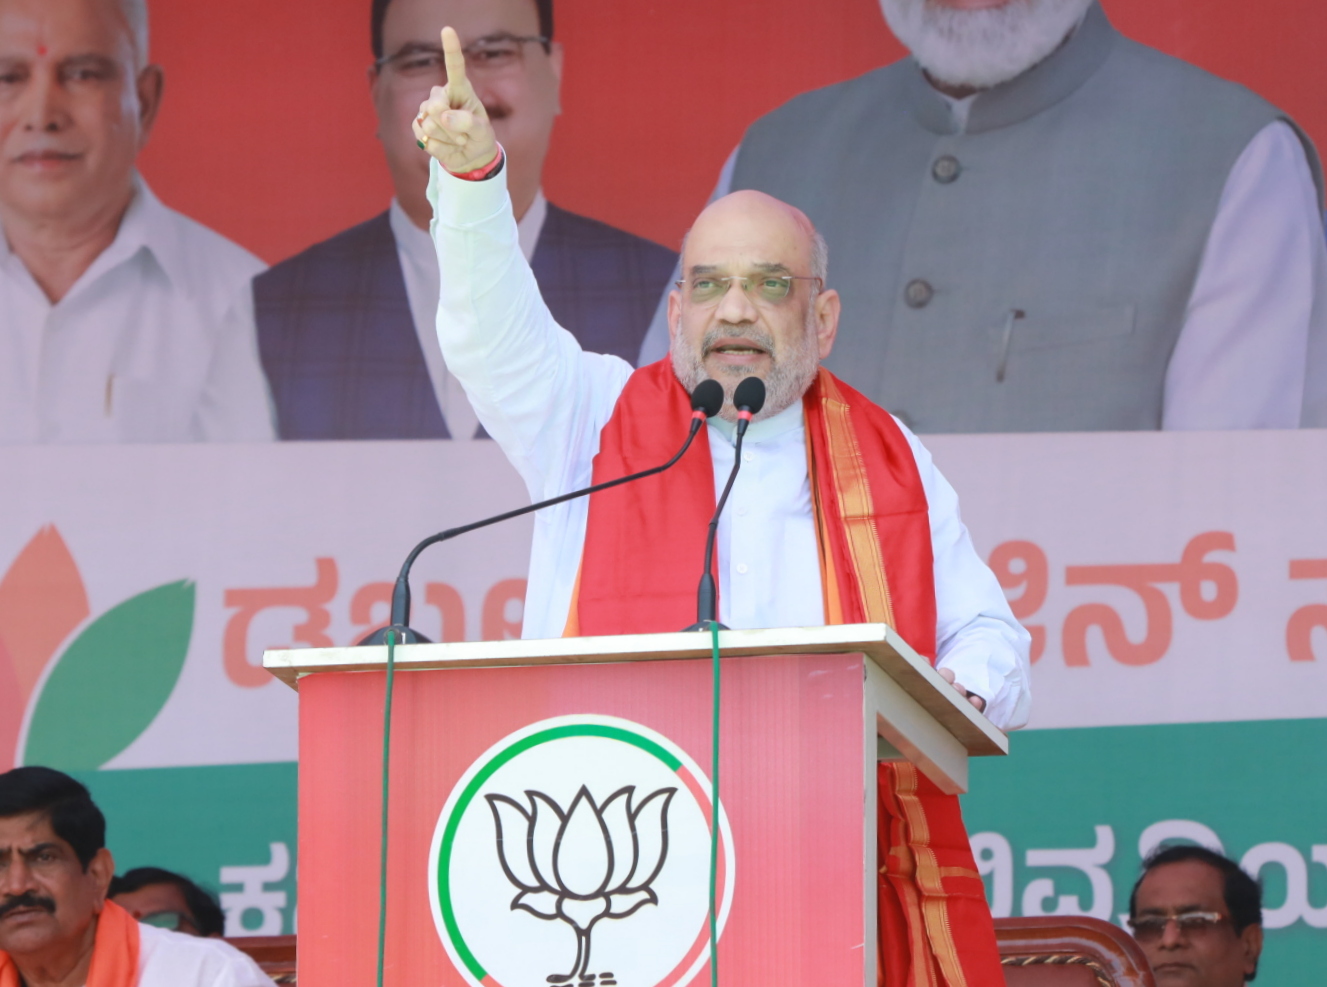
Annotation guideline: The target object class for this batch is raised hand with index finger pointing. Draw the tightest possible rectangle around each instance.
[413,26,500,175]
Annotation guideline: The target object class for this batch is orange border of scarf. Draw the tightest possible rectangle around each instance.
[0,899,140,987]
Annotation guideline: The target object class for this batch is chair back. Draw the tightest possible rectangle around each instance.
[994,916,1155,987]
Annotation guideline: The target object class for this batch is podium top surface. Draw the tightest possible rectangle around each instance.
[264,623,1008,757]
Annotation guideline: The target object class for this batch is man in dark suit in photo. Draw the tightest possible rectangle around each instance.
[254,0,676,440]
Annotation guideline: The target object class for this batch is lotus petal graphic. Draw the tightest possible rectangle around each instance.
[487,784,675,983]
[0,526,196,773]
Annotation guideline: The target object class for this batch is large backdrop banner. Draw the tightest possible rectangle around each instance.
[2,432,1325,977]
[142,0,1327,264]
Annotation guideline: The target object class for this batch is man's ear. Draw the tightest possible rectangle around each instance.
[367,64,389,141]
[87,847,115,907]
[813,288,841,360]
[667,289,682,346]
[547,41,564,115]
[1241,923,1263,980]
[135,65,165,145]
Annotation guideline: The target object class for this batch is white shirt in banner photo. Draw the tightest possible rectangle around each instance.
[0,176,276,444]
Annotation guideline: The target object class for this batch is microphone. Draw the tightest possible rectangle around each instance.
[687,376,766,631]
[360,378,726,645]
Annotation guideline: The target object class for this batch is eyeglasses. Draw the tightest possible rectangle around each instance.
[1128,911,1227,942]
[374,34,549,83]
[675,275,824,307]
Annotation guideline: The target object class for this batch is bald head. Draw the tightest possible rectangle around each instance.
[683,190,827,285]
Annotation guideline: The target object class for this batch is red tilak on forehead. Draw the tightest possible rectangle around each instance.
[37,45,48,56]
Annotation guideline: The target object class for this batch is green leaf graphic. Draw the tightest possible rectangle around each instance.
[23,581,195,771]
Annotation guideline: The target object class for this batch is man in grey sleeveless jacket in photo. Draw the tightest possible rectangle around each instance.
[638,0,1327,432]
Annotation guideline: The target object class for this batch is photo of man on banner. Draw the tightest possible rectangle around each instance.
[254,0,677,441]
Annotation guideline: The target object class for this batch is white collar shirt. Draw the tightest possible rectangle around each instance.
[0,176,275,444]
[426,159,1031,730]
[706,402,825,630]
[391,190,548,441]
[136,922,276,986]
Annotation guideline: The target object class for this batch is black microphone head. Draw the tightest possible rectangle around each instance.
[690,379,724,419]
[733,376,766,415]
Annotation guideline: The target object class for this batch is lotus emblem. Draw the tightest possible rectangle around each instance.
[430,717,735,987]
[486,784,676,984]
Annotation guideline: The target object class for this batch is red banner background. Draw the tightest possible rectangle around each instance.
[139,0,1327,264]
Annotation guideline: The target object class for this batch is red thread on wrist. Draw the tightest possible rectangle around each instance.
[450,148,504,182]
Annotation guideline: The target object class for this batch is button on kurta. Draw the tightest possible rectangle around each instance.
[932,155,961,184]
[905,279,934,308]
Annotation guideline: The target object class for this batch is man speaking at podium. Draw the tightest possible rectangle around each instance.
[416,28,1030,984]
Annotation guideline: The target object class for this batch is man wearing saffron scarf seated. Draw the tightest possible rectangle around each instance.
[416,28,1031,985]
[0,768,273,987]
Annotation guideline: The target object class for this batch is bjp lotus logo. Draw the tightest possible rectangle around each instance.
[430,716,735,987]
[487,784,675,983]
[0,526,194,772]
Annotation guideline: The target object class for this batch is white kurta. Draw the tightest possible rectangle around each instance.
[427,159,1031,730]
[137,924,275,986]
[639,121,1327,429]
[0,176,274,444]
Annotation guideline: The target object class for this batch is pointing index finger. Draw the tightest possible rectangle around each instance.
[441,26,470,105]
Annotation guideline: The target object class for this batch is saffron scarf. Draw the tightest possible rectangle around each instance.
[0,899,140,987]
[572,360,1003,986]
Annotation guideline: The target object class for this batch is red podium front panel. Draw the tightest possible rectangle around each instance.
[297,652,871,986]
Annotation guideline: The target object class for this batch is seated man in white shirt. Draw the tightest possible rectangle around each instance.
[416,29,1030,980]
[0,0,274,443]
[0,767,274,987]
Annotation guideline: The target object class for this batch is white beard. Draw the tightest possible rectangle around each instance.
[671,317,820,424]
[879,0,1094,90]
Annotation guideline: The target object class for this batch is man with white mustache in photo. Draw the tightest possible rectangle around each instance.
[417,27,1030,982]
[0,0,275,443]
[638,0,1327,433]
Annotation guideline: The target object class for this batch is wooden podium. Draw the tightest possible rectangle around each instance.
[265,624,1006,987]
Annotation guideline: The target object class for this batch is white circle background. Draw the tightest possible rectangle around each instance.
[428,715,736,987]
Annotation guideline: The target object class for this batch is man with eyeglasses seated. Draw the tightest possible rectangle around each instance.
[1128,845,1264,987]
[416,27,1030,984]
[254,0,676,441]
[0,767,274,986]
[110,868,225,939]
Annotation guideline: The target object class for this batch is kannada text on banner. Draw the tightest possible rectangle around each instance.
[2,433,1325,976]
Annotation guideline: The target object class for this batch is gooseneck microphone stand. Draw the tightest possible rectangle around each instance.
[360,379,725,645]
[686,376,767,632]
